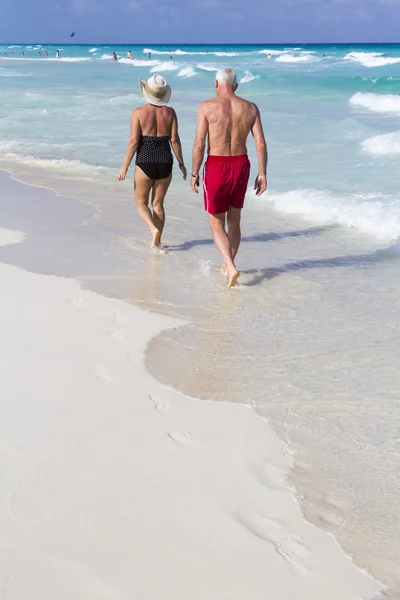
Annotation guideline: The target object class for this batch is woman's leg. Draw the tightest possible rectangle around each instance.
[134,167,159,246]
[151,173,172,246]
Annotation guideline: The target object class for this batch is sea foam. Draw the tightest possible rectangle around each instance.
[350,92,400,114]
[276,53,317,63]
[343,52,400,68]
[263,188,400,240]
[177,66,197,78]
[361,132,400,155]
[240,70,259,83]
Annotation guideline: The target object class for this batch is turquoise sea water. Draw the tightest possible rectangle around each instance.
[1,43,400,237]
[1,43,400,596]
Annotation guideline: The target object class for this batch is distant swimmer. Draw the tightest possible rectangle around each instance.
[21,51,24,56]
[4,52,7,57]
[117,75,187,248]
[268,53,272,59]
[38,51,41,56]
[56,50,60,58]
[191,68,267,287]
[113,52,118,61]
[10,52,13,56]
[206,49,209,53]
[127,50,132,58]
[148,52,151,59]
[44,51,48,56]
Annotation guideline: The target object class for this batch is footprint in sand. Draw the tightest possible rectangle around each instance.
[127,350,136,364]
[148,393,170,412]
[235,509,309,574]
[168,430,194,446]
[108,330,125,341]
[90,366,112,382]
[68,297,83,307]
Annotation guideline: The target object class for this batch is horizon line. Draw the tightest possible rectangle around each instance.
[1,41,400,45]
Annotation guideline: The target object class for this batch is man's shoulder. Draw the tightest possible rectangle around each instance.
[198,98,218,111]
[235,95,258,111]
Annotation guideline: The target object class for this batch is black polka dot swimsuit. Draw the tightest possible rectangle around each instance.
[136,135,173,180]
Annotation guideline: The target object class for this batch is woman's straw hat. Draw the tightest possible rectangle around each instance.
[138,74,171,106]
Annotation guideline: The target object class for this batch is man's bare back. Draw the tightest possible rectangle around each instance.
[199,95,258,157]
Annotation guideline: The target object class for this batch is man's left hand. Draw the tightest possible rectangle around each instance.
[191,174,200,193]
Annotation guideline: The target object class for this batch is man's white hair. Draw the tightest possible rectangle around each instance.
[215,68,237,87]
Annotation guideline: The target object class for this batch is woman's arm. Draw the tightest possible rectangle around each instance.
[170,110,187,180]
[117,110,141,181]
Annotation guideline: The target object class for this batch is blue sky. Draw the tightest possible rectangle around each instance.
[1,0,399,43]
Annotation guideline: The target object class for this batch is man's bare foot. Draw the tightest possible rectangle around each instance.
[151,229,162,248]
[220,264,228,276]
[227,267,240,288]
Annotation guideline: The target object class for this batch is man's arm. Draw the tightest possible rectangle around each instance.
[191,104,208,193]
[251,105,268,196]
[117,110,141,181]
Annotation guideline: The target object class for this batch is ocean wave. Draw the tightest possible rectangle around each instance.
[150,61,180,72]
[1,152,106,175]
[240,70,259,83]
[0,69,27,76]
[361,131,400,155]
[143,48,179,55]
[119,58,160,66]
[276,53,317,63]
[177,66,197,78]
[259,49,286,56]
[197,63,219,71]
[343,52,400,68]
[350,92,400,114]
[59,57,91,62]
[143,47,242,57]
[89,48,99,53]
[109,93,141,104]
[263,188,400,240]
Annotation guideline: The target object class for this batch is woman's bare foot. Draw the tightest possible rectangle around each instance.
[151,228,162,248]
[227,266,240,288]
[220,264,228,276]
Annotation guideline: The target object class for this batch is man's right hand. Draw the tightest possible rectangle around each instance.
[254,175,267,196]
[191,174,200,194]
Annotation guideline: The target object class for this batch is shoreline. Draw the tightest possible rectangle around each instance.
[0,173,385,597]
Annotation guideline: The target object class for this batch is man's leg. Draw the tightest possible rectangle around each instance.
[134,167,159,246]
[209,213,240,288]
[227,206,242,260]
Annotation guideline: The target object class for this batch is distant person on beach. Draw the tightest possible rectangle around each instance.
[38,51,41,56]
[56,50,60,58]
[191,68,267,287]
[21,51,24,56]
[113,52,118,61]
[44,51,48,56]
[127,50,133,59]
[117,74,186,248]
[148,52,151,59]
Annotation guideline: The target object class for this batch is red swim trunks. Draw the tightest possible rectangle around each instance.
[203,155,250,215]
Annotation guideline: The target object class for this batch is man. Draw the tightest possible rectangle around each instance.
[191,68,267,287]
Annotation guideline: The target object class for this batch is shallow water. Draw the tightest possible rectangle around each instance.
[1,43,400,595]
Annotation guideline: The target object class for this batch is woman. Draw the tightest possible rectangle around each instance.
[117,74,186,248]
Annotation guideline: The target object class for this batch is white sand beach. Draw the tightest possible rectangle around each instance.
[0,179,383,598]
